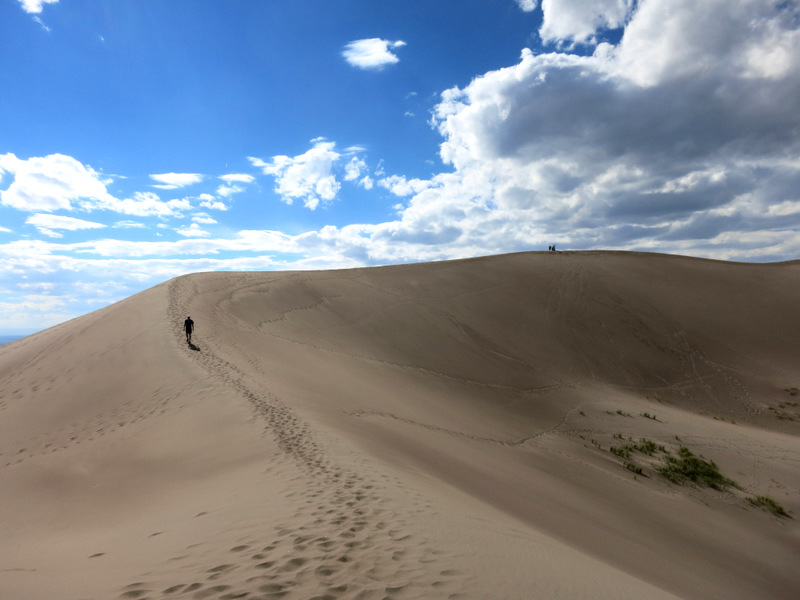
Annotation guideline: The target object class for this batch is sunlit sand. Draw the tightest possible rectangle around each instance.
[1,251,798,599]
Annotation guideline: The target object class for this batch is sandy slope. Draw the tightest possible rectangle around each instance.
[1,251,799,600]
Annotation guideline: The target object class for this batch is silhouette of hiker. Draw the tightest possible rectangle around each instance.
[184,316,194,344]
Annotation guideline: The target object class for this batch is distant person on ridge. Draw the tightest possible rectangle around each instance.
[184,316,194,344]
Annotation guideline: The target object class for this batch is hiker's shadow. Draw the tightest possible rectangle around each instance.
[188,342,200,352]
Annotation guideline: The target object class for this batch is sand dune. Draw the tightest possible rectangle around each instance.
[1,251,799,599]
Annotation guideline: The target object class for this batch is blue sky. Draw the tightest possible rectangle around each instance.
[2,0,800,334]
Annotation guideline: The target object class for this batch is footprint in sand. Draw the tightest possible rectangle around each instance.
[278,557,307,572]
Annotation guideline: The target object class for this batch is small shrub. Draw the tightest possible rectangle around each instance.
[625,462,643,475]
[749,496,791,518]
[657,447,738,490]
[610,445,632,459]
[634,438,658,455]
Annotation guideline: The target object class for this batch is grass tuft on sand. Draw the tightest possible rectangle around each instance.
[656,447,737,490]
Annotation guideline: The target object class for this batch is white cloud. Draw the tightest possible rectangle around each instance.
[344,157,367,181]
[198,193,229,210]
[216,184,245,198]
[17,0,58,14]
[342,38,406,70]
[192,214,218,225]
[539,0,633,45]
[112,221,147,229]
[250,140,342,210]
[176,223,210,238]
[378,175,433,197]
[0,155,190,220]
[516,0,538,12]
[219,173,255,184]
[107,192,190,217]
[0,153,116,212]
[382,0,800,259]
[26,214,106,237]
[150,173,204,189]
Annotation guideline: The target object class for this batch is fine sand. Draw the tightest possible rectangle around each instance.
[1,251,799,599]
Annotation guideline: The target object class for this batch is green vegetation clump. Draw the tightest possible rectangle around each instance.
[609,437,665,460]
[657,447,738,490]
[749,495,791,518]
[605,437,792,517]
[624,462,643,475]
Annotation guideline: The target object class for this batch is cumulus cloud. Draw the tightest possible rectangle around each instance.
[394,0,800,260]
[216,184,244,198]
[342,38,406,70]
[199,197,229,211]
[378,175,433,197]
[150,172,204,189]
[0,154,197,220]
[516,0,538,12]
[17,0,58,14]
[539,0,634,45]
[250,140,342,210]
[0,153,116,212]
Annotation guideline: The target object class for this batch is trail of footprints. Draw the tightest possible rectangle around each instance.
[117,276,471,599]
[119,513,467,600]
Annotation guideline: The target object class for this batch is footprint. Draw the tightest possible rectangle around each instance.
[279,557,307,572]
[162,584,186,594]
[193,584,231,598]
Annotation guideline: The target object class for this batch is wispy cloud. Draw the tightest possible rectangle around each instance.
[17,0,59,30]
[106,192,191,218]
[176,223,210,238]
[150,173,204,190]
[342,38,406,70]
[219,173,255,184]
[26,213,106,238]
[192,214,217,225]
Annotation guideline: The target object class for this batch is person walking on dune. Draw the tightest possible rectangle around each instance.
[184,316,194,344]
